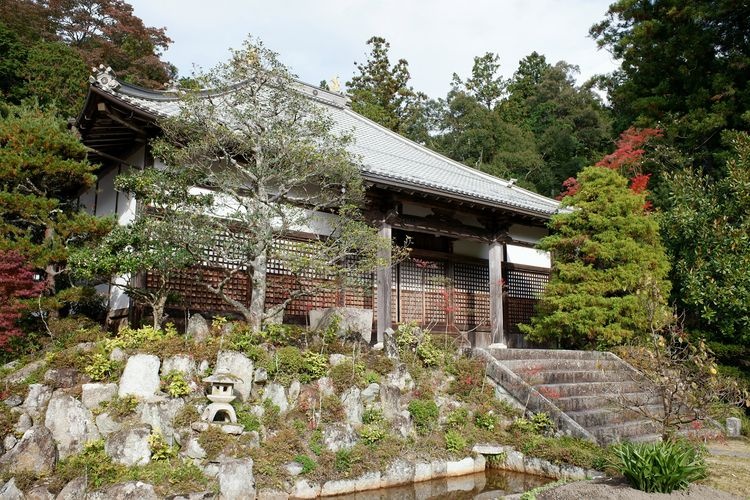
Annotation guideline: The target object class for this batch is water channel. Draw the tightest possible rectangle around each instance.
[326,469,554,499]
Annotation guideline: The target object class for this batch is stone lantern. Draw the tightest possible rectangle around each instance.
[201,368,239,423]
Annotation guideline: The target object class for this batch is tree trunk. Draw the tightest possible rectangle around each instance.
[43,225,59,320]
[249,251,268,332]
[152,294,168,330]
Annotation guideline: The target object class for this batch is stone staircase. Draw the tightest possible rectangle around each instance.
[475,347,664,444]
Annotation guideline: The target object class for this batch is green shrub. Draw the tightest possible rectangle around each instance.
[95,395,138,418]
[84,352,120,382]
[234,403,261,432]
[309,429,324,456]
[301,351,328,382]
[55,439,125,489]
[321,394,344,423]
[334,449,353,473]
[148,431,177,461]
[329,359,366,392]
[445,407,469,429]
[294,454,317,474]
[510,412,554,435]
[444,429,467,454]
[408,399,439,435]
[611,440,707,493]
[362,407,384,425]
[359,424,386,445]
[395,322,443,367]
[363,369,380,384]
[162,370,190,398]
[197,426,232,461]
[474,410,499,431]
[106,324,176,351]
[261,398,282,429]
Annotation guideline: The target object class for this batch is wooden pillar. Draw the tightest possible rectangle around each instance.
[376,223,392,343]
[488,240,505,347]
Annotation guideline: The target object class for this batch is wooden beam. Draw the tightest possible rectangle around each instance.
[376,222,392,343]
[97,102,147,136]
[488,240,505,348]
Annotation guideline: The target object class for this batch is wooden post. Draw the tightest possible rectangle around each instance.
[488,240,505,347]
[376,223,392,343]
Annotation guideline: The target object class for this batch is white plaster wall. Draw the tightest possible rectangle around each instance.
[452,240,489,260]
[506,244,551,268]
[508,224,548,244]
[95,168,117,217]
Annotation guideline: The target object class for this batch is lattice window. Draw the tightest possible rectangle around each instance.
[397,258,448,326]
[503,263,549,334]
[146,267,250,313]
[453,262,490,330]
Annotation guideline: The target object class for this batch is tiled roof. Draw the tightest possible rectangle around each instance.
[90,74,562,218]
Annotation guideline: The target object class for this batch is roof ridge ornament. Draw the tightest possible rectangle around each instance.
[89,64,120,92]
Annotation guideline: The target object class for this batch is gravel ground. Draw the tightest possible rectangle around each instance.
[534,477,742,500]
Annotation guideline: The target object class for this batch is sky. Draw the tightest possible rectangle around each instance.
[127,0,620,98]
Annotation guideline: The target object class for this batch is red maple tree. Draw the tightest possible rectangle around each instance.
[0,251,46,349]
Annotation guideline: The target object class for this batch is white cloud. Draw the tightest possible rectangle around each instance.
[129,0,618,97]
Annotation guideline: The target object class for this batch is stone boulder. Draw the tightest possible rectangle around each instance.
[0,425,57,474]
[86,481,158,500]
[4,359,44,384]
[309,307,373,342]
[119,354,160,399]
[56,476,87,500]
[386,364,414,392]
[323,423,357,452]
[25,485,54,500]
[380,383,401,419]
[21,383,52,418]
[341,387,363,426]
[105,425,152,466]
[361,383,380,404]
[161,355,196,379]
[14,412,32,434]
[186,314,211,343]
[137,398,185,445]
[261,383,288,414]
[44,391,99,459]
[0,478,23,500]
[95,412,122,437]
[217,458,255,500]
[43,368,82,388]
[215,351,254,401]
[81,383,118,410]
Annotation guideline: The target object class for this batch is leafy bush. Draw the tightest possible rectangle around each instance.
[446,407,469,429]
[309,429,323,456]
[509,412,554,435]
[84,352,120,382]
[106,324,177,351]
[197,426,232,461]
[334,449,353,473]
[475,410,499,431]
[162,370,190,398]
[611,440,707,493]
[148,431,177,461]
[362,407,384,425]
[329,359,365,392]
[294,454,316,474]
[301,351,328,382]
[444,429,467,453]
[408,399,439,435]
[234,403,261,432]
[395,322,443,367]
[56,439,125,489]
[95,395,138,418]
[320,394,344,423]
[359,424,386,445]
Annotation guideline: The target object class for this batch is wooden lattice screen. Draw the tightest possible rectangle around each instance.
[503,262,550,335]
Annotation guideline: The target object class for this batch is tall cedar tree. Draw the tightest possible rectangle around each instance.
[520,166,671,348]
[0,251,46,348]
[347,36,431,143]
[0,104,112,314]
[148,38,395,331]
[661,132,750,346]
[591,0,750,177]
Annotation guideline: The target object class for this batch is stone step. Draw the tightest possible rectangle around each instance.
[566,405,664,428]
[487,348,612,361]
[525,369,634,385]
[500,358,623,373]
[532,381,644,398]
[589,419,662,444]
[555,391,658,412]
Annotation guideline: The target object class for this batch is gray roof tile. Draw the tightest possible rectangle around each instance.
[94,78,562,217]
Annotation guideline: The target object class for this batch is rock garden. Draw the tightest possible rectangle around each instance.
[0,315,614,499]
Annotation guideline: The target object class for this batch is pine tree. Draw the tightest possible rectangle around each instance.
[520,166,671,348]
